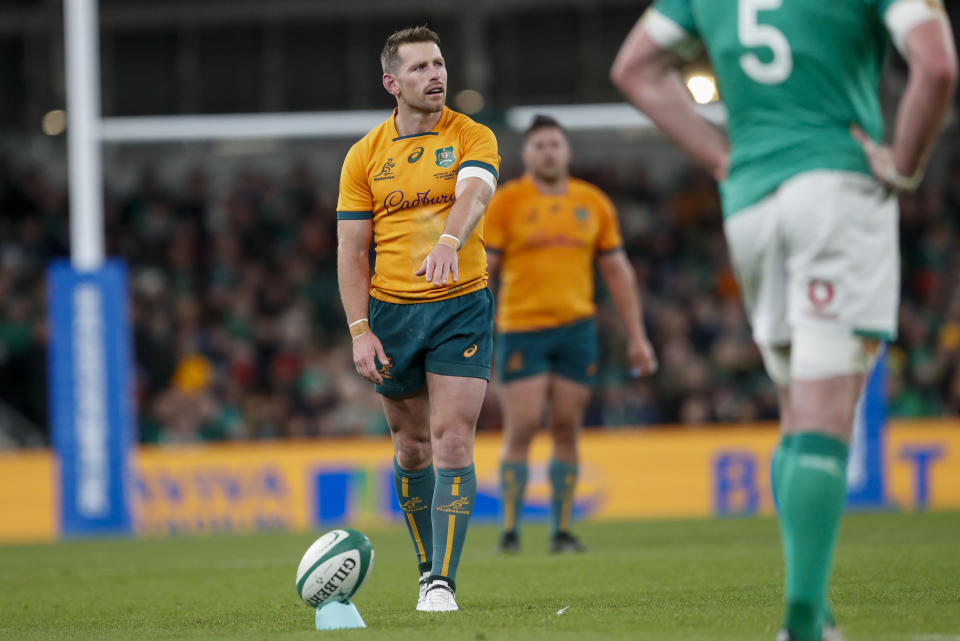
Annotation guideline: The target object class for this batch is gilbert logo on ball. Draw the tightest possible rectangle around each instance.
[296,529,375,609]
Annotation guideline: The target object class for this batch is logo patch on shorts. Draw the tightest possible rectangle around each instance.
[506,351,523,372]
[807,278,835,311]
[378,360,393,379]
[464,344,478,358]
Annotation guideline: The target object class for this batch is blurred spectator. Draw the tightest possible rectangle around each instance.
[0,152,957,444]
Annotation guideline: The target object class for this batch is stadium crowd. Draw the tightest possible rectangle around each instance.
[0,150,957,443]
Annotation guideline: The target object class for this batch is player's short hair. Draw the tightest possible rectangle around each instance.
[381,26,441,74]
[524,114,566,140]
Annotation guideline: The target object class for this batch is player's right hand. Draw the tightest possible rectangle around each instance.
[416,243,459,286]
[352,331,389,384]
[627,335,658,378]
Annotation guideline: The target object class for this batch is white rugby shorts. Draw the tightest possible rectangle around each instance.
[723,170,899,348]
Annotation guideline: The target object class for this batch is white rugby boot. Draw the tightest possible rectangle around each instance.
[416,578,458,612]
[416,571,430,609]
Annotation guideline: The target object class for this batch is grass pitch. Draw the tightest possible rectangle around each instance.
[0,512,957,641]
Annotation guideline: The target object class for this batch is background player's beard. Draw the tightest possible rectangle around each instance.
[532,164,566,185]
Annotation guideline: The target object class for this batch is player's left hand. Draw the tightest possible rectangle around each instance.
[416,243,459,286]
[627,335,658,377]
[850,125,922,194]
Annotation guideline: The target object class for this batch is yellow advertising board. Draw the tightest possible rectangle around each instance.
[1,421,958,543]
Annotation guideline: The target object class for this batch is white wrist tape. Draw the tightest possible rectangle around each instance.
[438,233,461,250]
[883,163,924,193]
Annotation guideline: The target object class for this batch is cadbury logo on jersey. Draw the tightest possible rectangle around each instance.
[384,189,455,214]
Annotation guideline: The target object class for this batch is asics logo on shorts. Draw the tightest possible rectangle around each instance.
[463,344,478,358]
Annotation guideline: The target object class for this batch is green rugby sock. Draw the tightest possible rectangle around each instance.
[431,464,476,586]
[771,433,794,508]
[548,459,578,537]
[778,432,849,641]
[772,434,836,627]
[500,461,528,534]
[393,459,435,575]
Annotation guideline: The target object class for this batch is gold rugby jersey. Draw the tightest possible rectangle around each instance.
[337,107,500,303]
[486,175,623,331]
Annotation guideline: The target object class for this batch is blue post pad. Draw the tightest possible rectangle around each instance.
[315,601,366,630]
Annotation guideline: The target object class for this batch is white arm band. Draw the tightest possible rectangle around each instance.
[457,166,497,194]
[885,0,946,56]
[641,8,704,61]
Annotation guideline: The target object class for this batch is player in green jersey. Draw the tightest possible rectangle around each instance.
[611,1,956,640]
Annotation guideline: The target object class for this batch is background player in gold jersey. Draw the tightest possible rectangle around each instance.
[336,26,500,612]
[486,115,657,553]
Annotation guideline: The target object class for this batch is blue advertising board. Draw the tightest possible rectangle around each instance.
[47,260,135,536]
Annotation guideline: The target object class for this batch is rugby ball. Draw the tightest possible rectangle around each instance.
[295,529,375,608]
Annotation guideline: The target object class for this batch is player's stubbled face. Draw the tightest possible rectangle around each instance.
[394,42,447,114]
[523,128,571,182]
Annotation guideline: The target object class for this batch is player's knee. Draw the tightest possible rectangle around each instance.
[394,433,432,470]
[791,326,881,380]
[503,420,536,452]
[433,426,474,468]
[550,418,579,449]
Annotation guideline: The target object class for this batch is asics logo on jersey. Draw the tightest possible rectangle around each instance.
[463,344,477,358]
[374,158,396,181]
[384,189,455,214]
[436,497,471,514]
[408,147,424,163]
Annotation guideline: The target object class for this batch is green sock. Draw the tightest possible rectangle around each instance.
[772,435,836,627]
[431,464,476,587]
[771,433,795,509]
[500,461,528,535]
[548,459,578,538]
[393,459,435,575]
[779,432,849,641]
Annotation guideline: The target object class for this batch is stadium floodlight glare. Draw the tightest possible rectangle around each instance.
[686,74,719,105]
[41,109,67,136]
[454,89,485,115]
